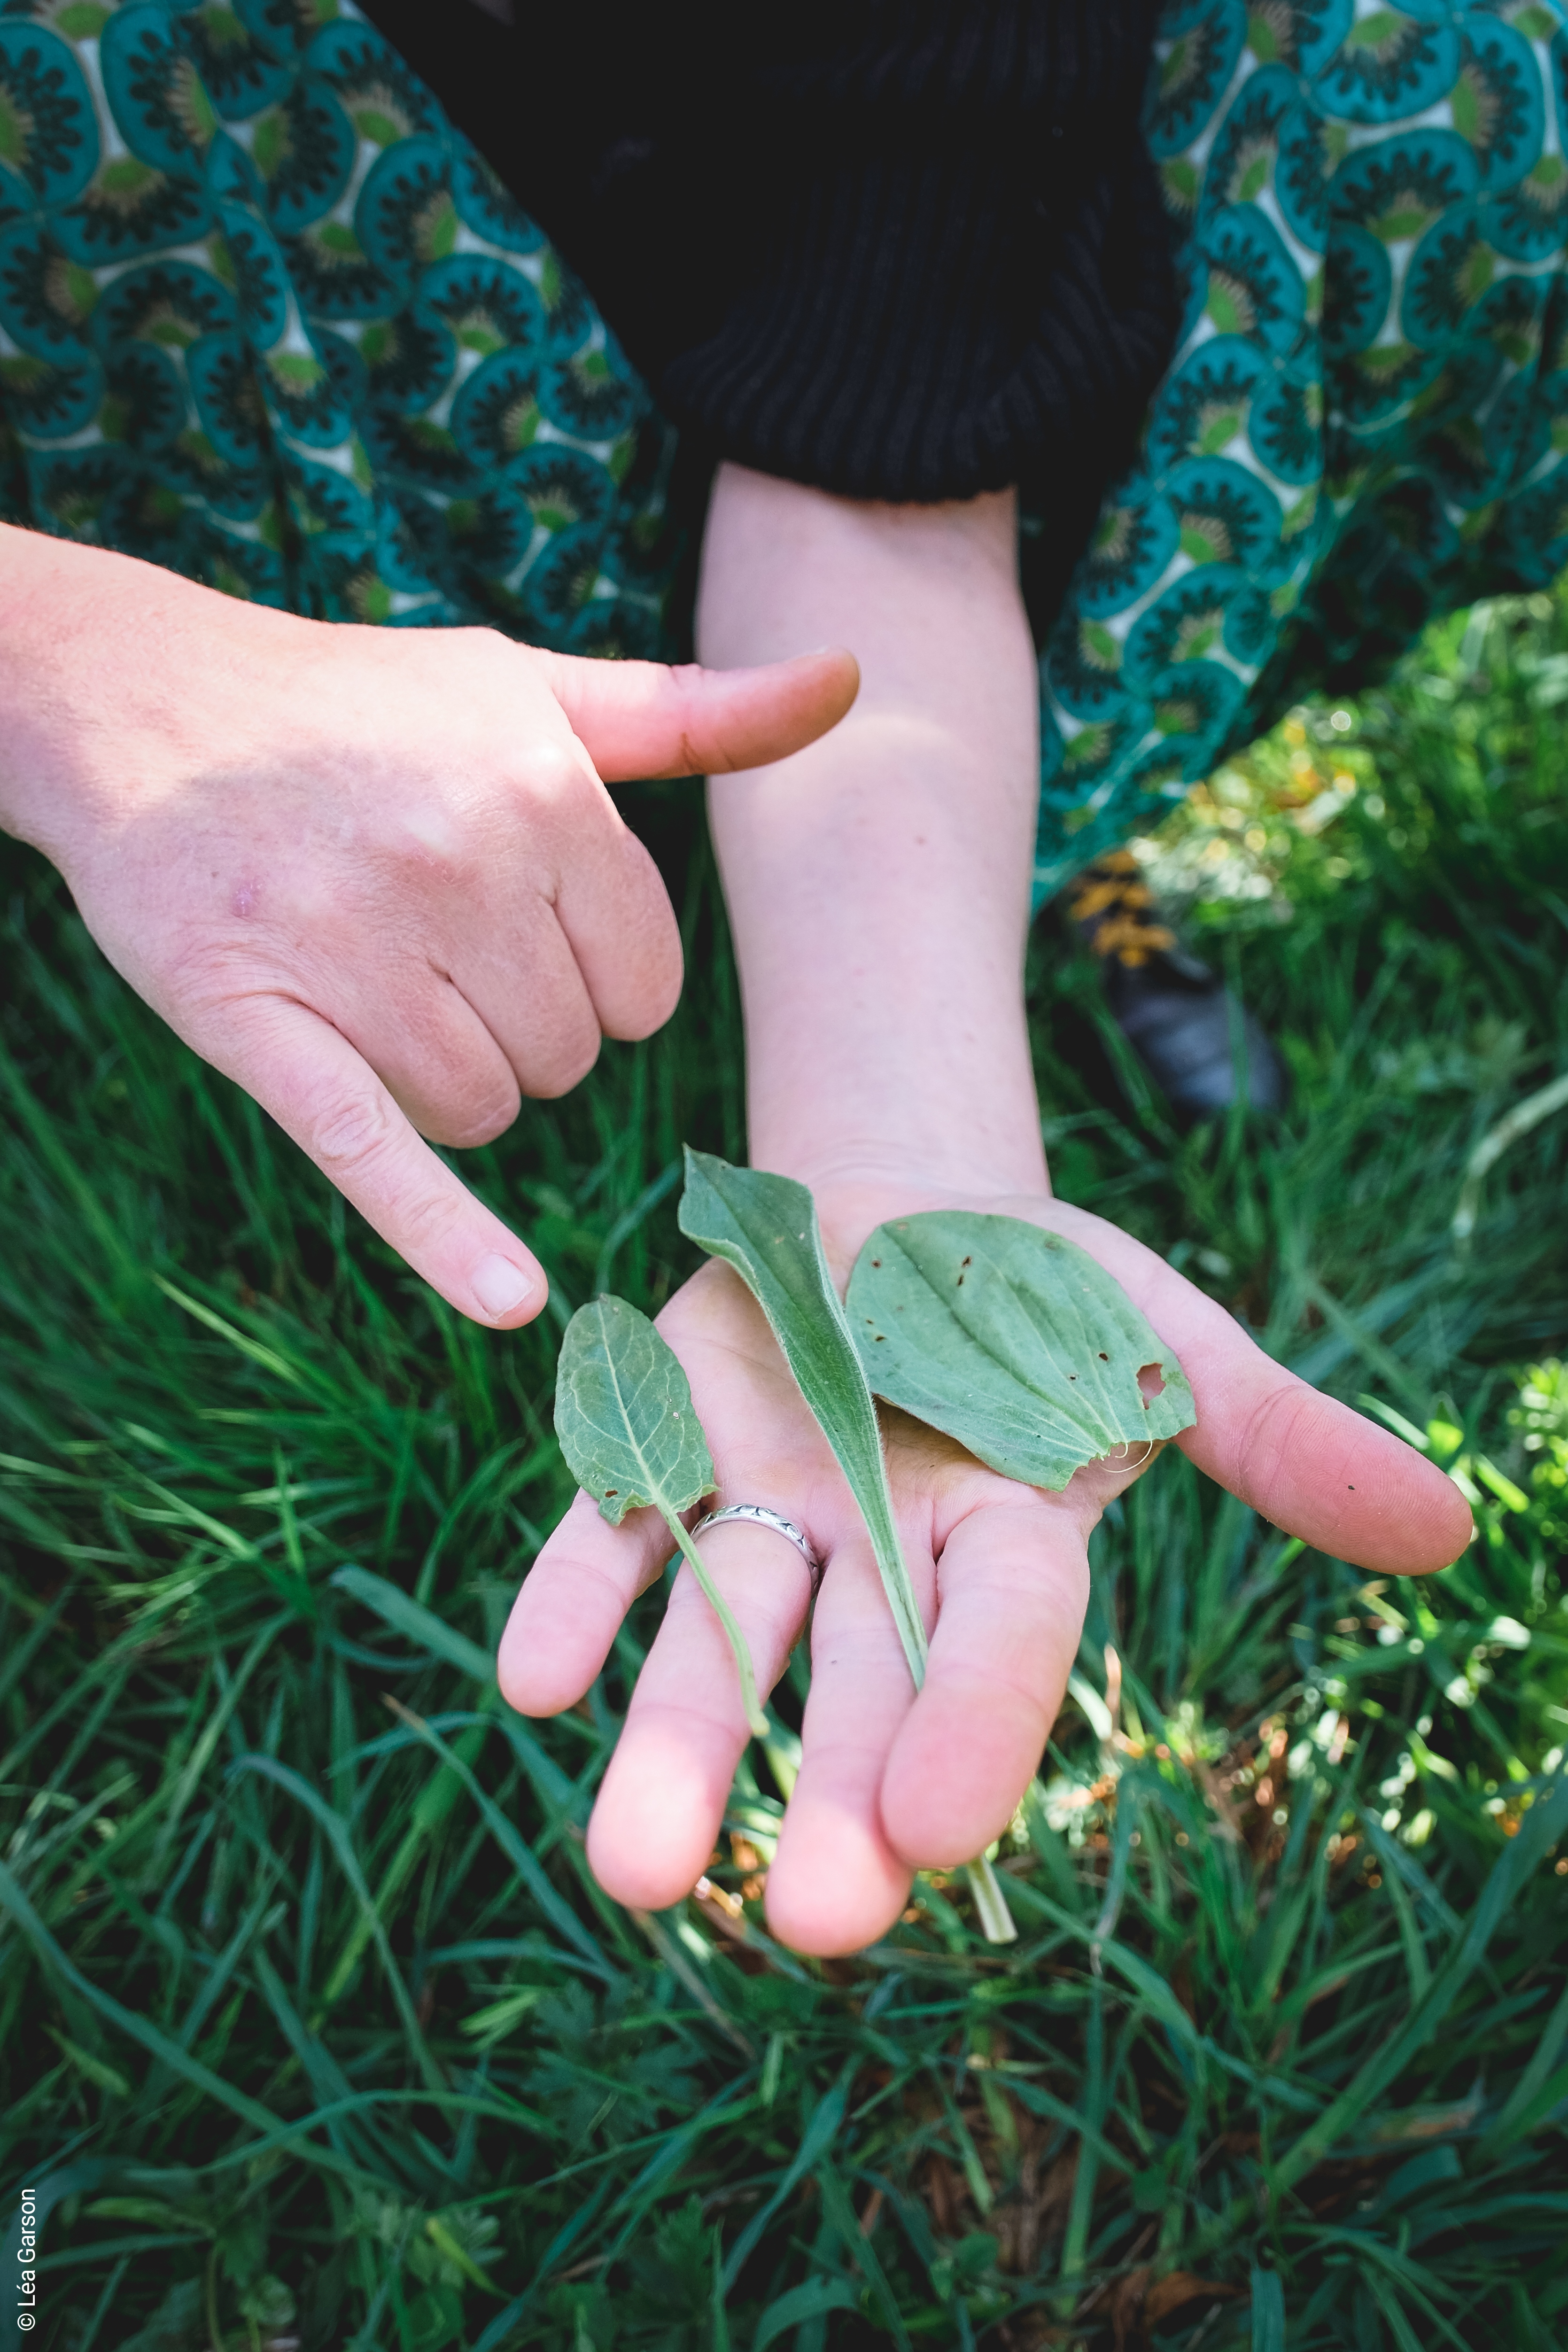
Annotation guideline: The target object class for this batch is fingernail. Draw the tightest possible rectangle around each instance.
[471,1253,534,1320]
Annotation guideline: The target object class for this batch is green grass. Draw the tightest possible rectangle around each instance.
[2,590,1568,2352]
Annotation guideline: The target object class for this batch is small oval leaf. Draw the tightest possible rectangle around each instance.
[554,1295,769,1733]
[554,1295,714,1527]
[846,1213,1195,1490]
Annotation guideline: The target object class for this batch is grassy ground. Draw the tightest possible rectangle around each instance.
[2,588,1567,2352]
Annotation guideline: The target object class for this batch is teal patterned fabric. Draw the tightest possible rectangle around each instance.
[4,4,1568,897]
[1033,0,1568,896]
[0,0,675,650]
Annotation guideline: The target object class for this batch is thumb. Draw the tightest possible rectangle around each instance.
[1174,1327,1474,1577]
[543,646,859,782]
[1029,1203,1474,1577]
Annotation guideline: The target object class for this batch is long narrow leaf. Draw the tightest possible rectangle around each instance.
[679,1150,926,1684]
[330,1563,496,1683]
[0,1857,357,2166]
[227,1754,444,2092]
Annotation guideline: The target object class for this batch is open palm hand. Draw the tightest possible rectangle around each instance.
[498,1177,1472,1956]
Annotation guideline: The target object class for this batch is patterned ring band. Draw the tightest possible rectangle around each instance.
[690,1505,826,1599]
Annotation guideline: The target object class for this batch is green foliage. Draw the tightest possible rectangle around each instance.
[0,614,1567,2351]
[847,1211,1195,1488]
[678,1150,927,1687]
[552,1295,765,1737]
[556,1296,714,1534]
[670,1172,1021,1940]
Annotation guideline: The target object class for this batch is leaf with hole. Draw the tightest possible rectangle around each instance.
[846,1212,1195,1488]
[554,1293,766,1734]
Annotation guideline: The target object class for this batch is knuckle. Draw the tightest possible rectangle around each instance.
[527,1025,601,1100]
[303,1083,399,1177]
[394,1181,469,1256]
[1237,1374,1318,1485]
[613,945,683,1040]
[155,932,265,1030]
[426,1086,520,1149]
[307,1089,395,1175]
[452,624,507,659]
[595,854,683,1040]
[444,625,524,692]
[525,737,597,807]
[383,807,477,893]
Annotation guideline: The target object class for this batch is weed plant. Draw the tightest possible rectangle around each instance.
[1,589,1567,2351]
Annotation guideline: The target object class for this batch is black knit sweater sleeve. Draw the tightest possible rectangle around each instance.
[358,1,1178,511]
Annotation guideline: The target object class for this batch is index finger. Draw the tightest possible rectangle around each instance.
[210,995,548,1327]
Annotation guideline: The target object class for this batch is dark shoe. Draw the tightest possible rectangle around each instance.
[1066,854,1287,1118]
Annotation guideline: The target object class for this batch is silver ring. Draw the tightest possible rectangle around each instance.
[690,1505,825,1598]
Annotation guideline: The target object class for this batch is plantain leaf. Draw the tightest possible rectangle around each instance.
[678,1149,927,1685]
[846,1211,1195,1490]
[554,1295,767,1735]
[555,1294,714,1528]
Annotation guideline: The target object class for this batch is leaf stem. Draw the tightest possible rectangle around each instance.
[662,1509,770,1739]
[965,1852,1019,1945]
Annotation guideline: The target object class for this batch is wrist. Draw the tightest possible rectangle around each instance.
[1,531,176,860]
[740,977,1048,1203]
[747,1092,1049,1205]
[0,529,295,866]
[742,1139,1052,1283]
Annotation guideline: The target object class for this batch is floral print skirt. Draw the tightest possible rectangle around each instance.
[1034,0,1568,892]
[0,0,675,652]
[3,1,1567,895]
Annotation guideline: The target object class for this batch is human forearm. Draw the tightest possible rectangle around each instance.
[696,465,1047,1198]
[511,475,1472,1957]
